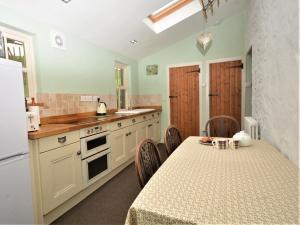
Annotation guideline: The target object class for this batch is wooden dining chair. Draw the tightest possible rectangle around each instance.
[204,115,240,138]
[164,125,182,156]
[135,139,162,188]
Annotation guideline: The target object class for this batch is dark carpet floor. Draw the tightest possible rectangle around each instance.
[52,143,168,225]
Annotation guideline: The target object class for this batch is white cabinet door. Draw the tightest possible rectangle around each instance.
[125,125,138,159]
[39,142,82,214]
[110,128,127,169]
[147,119,155,140]
[154,118,161,142]
[137,121,147,144]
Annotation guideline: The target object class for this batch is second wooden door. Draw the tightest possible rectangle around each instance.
[169,65,200,140]
[209,60,242,135]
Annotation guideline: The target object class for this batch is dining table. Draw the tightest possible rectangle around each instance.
[125,136,299,225]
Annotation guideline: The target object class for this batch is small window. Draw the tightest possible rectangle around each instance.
[115,63,128,110]
[0,26,37,99]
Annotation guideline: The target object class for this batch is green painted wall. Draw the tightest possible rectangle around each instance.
[0,5,138,95]
[0,5,246,134]
[137,12,246,134]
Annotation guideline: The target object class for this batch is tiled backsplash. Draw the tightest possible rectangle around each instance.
[37,93,162,117]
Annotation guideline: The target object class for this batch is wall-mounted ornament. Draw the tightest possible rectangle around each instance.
[146,64,158,75]
[50,30,66,50]
[197,32,212,54]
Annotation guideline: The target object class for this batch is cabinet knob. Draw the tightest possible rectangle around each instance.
[77,151,81,156]
[152,114,154,117]
[58,136,66,144]
[143,116,146,119]
[132,119,136,123]
[117,122,122,127]
[148,124,153,127]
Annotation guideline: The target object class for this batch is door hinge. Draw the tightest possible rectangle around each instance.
[227,63,244,69]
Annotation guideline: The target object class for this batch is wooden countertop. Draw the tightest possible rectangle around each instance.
[28,107,162,140]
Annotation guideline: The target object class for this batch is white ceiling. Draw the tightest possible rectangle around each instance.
[0,0,248,59]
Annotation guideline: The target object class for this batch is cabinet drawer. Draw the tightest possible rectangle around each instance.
[129,116,141,125]
[38,131,80,153]
[110,119,131,131]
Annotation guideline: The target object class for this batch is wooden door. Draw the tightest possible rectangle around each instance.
[209,60,242,135]
[169,65,199,140]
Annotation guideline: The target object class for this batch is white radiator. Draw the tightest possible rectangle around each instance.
[244,117,259,140]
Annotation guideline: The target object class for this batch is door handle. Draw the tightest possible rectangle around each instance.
[208,93,219,97]
[169,96,178,98]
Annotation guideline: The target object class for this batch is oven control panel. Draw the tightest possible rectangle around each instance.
[80,124,108,138]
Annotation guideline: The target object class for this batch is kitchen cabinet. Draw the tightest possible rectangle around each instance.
[154,118,161,142]
[146,119,155,140]
[137,121,147,144]
[29,111,161,224]
[125,125,138,159]
[110,128,127,169]
[39,142,82,214]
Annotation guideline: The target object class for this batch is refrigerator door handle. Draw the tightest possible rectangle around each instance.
[0,153,26,166]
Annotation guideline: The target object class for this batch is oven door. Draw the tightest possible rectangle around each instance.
[82,148,111,187]
[81,131,110,159]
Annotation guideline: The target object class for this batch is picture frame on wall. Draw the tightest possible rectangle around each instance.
[0,31,5,58]
[146,64,158,75]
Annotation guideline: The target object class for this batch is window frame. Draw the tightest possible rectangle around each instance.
[115,62,128,110]
[0,25,37,100]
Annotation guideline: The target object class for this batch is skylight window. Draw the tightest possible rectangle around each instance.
[144,0,202,34]
[148,0,192,23]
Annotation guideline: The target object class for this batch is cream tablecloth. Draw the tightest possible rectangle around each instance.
[125,137,299,225]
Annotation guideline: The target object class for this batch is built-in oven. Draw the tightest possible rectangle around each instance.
[80,124,111,187]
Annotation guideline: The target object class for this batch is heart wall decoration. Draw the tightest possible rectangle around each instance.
[197,32,212,55]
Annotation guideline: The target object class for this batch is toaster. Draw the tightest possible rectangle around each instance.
[26,111,39,132]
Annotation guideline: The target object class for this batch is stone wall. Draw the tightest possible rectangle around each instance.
[245,0,299,166]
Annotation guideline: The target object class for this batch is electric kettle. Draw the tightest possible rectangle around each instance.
[97,98,107,116]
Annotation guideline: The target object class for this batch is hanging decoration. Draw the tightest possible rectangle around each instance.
[197,32,212,52]
[196,0,226,54]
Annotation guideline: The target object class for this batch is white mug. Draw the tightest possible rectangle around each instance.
[212,139,229,149]
[229,139,240,149]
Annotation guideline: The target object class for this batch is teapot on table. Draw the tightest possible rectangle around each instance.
[232,131,252,147]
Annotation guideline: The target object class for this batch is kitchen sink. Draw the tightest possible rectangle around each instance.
[115,108,155,114]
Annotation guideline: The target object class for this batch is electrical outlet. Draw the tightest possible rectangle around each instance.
[86,96,93,102]
[93,96,100,102]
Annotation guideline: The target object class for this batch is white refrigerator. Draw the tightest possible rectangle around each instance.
[0,58,34,224]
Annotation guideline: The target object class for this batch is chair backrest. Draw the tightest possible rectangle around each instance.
[164,125,182,156]
[205,115,240,138]
[135,139,162,188]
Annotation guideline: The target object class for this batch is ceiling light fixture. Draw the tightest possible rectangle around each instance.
[199,0,226,22]
[130,40,138,45]
[61,0,72,3]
